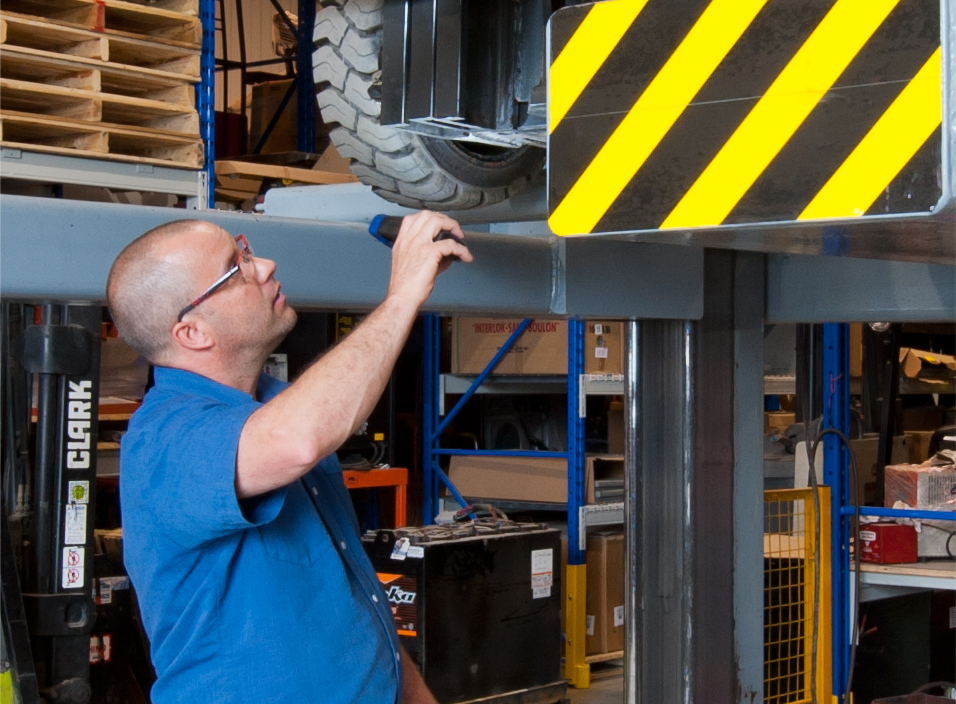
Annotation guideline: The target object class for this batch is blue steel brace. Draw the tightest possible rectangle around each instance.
[422,315,440,524]
[296,0,316,152]
[199,0,216,204]
[566,319,586,567]
[822,323,850,700]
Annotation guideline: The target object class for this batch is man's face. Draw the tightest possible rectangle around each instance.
[174,225,297,356]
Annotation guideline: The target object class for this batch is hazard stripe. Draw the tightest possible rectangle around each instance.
[659,0,900,230]
[548,0,650,133]
[549,0,769,237]
[799,48,942,220]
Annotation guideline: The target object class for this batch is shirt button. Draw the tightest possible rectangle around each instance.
[311,487,318,496]
[396,652,401,662]
[340,541,347,550]
[372,595,379,603]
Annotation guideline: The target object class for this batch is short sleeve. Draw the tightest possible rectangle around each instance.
[124,396,286,550]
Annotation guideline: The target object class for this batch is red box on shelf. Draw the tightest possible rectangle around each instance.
[859,523,918,564]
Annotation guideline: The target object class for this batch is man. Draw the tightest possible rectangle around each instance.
[107,211,472,703]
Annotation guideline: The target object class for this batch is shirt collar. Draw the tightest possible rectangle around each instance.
[151,366,261,404]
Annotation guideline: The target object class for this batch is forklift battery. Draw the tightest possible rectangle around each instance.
[362,522,562,703]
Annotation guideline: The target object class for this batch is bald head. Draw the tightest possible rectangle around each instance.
[107,219,219,363]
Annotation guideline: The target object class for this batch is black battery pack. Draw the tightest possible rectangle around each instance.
[362,522,563,703]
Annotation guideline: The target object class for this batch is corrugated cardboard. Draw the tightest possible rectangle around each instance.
[607,405,624,455]
[765,412,795,435]
[447,455,568,503]
[451,318,567,375]
[905,431,936,465]
[585,322,623,375]
[585,532,624,655]
[585,455,625,504]
[898,348,956,380]
[850,436,908,505]
[885,463,956,510]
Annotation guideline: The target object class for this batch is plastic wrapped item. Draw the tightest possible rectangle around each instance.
[883,461,956,510]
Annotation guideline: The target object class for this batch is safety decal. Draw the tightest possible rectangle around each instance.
[547,0,942,235]
[62,546,85,589]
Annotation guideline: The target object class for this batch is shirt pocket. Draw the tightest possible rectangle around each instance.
[256,484,334,566]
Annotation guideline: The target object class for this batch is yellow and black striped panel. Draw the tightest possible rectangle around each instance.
[547,0,942,236]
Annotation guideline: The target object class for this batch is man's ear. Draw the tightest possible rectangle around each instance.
[171,318,215,352]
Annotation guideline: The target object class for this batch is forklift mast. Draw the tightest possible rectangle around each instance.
[3,303,102,704]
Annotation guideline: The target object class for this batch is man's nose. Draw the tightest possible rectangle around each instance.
[252,256,277,282]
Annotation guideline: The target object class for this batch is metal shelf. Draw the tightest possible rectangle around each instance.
[856,560,956,602]
[763,375,955,396]
[578,502,625,550]
[1,149,208,204]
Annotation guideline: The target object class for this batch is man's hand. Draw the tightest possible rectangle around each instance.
[387,211,473,308]
[402,648,439,704]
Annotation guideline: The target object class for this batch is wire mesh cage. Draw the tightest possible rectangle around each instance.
[764,488,833,704]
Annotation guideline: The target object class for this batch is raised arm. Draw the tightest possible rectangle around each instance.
[234,211,471,498]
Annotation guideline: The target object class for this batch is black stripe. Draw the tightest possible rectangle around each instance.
[548,3,588,60]
[864,126,942,216]
[728,0,940,223]
[549,0,711,213]
[592,0,835,232]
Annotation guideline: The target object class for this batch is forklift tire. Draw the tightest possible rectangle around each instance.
[312,0,544,210]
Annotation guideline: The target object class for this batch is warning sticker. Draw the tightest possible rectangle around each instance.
[531,548,553,599]
[64,503,87,545]
[62,546,85,589]
[614,605,625,628]
[594,347,609,359]
[407,546,424,559]
[68,481,90,504]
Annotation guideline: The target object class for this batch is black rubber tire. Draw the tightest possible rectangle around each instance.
[312,0,544,209]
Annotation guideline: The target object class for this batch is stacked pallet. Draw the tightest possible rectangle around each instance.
[0,0,203,169]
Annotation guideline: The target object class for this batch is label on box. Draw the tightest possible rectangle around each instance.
[613,605,625,628]
[406,546,424,559]
[531,548,553,598]
[586,615,595,636]
[377,573,419,637]
[390,538,410,561]
[594,324,604,335]
[860,530,877,542]
[90,634,112,665]
[62,546,84,589]
[594,347,609,359]
[64,503,87,545]
[97,576,130,605]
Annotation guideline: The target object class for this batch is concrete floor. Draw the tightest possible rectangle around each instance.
[566,673,623,704]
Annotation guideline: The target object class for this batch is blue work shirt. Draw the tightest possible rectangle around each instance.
[120,367,403,703]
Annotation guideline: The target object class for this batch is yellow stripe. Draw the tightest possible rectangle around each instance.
[549,0,650,133]
[661,0,900,230]
[799,48,942,220]
[549,0,769,236]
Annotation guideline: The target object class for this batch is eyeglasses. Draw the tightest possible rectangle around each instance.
[177,235,253,322]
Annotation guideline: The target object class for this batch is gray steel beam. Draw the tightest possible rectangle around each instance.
[767,254,956,323]
[0,195,703,319]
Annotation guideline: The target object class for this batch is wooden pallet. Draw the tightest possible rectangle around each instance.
[1,0,200,45]
[214,160,358,201]
[1,110,203,168]
[1,13,200,76]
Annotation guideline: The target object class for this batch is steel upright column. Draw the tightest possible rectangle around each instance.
[822,323,851,700]
[622,251,764,703]
[422,315,441,524]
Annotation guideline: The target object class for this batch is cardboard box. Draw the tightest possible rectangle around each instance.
[446,454,624,505]
[250,80,298,153]
[850,323,863,378]
[850,436,908,505]
[585,322,623,375]
[765,412,795,435]
[899,348,956,380]
[447,455,568,503]
[585,455,625,504]
[905,431,936,465]
[607,404,624,455]
[586,532,625,655]
[884,463,956,509]
[450,318,567,375]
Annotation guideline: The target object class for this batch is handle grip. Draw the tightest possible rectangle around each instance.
[369,215,464,248]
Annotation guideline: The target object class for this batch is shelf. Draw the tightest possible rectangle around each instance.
[764,375,955,396]
[578,502,625,550]
[441,374,568,396]
[856,559,956,602]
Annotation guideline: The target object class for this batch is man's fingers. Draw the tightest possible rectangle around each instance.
[434,239,473,264]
